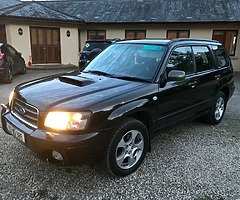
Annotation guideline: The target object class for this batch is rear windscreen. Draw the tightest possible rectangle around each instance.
[83,42,111,51]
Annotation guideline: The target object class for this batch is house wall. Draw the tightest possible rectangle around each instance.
[80,30,87,51]
[3,22,240,71]
[5,24,31,65]
[146,29,166,38]
[60,27,79,66]
[6,25,80,66]
[80,24,240,71]
[106,28,125,39]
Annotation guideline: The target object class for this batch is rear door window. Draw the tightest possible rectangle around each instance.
[192,46,215,72]
[210,45,230,68]
[166,46,195,75]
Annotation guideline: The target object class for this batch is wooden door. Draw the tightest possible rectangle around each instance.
[30,27,61,64]
[0,25,7,43]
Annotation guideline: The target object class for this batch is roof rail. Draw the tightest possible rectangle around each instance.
[168,38,219,44]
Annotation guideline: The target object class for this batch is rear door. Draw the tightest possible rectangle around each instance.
[191,45,219,112]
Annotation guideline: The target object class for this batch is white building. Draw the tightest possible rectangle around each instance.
[0,0,239,71]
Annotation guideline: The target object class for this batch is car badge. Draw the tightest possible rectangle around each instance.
[19,107,26,115]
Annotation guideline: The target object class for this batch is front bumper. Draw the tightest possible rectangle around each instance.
[1,105,111,163]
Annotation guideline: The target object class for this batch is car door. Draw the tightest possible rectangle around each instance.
[6,45,22,74]
[191,45,220,113]
[154,46,200,131]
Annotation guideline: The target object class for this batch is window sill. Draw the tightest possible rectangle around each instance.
[230,56,238,60]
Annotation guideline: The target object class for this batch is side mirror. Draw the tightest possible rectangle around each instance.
[168,70,186,81]
[89,48,102,60]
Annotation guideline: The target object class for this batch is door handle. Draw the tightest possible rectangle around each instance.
[215,75,221,80]
[188,80,198,88]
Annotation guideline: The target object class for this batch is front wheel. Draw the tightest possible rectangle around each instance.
[105,118,149,177]
[204,91,226,125]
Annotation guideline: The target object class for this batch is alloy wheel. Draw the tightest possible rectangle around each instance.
[214,97,225,121]
[115,130,144,170]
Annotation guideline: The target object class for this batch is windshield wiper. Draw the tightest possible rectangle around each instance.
[113,75,151,83]
[84,70,113,77]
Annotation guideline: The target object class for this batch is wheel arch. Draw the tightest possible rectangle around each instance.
[108,99,154,134]
[108,105,153,152]
[220,86,229,101]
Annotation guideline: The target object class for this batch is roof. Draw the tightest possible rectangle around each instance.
[118,38,221,46]
[0,0,20,11]
[41,0,240,23]
[0,0,240,23]
[0,1,83,22]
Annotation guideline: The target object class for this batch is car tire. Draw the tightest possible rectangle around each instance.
[19,63,27,75]
[104,118,149,177]
[4,67,13,84]
[204,91,226,125]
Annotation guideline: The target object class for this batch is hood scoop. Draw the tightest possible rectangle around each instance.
[58,76,95,87]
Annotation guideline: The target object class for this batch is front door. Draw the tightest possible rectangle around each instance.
[155,46,199,130]
[0,25,7,43]
[30,27,61,64]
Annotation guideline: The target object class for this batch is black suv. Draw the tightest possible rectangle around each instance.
[1,39,235,177]
[79,39,120,68]
[0,43,26,83]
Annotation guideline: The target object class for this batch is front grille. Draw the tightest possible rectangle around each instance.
[12,98,39,128]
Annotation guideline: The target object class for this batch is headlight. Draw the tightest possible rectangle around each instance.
[44,111,91,131]
[9,90,15,106]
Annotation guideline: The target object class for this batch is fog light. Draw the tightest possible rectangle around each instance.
[52,150,64,161]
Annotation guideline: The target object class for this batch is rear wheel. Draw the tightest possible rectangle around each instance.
[204,91,226,125]
[105,118,149,177]
[4,67,13,84]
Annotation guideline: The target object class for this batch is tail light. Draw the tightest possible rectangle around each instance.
[0,49,5,61]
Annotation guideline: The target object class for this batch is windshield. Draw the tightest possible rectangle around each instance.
[83,43,166,81]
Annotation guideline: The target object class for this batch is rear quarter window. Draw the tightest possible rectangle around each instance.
[210,45,230,68]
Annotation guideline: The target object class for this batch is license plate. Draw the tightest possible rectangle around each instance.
[6,122,25,143]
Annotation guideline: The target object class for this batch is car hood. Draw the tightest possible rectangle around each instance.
[16,71,147,111]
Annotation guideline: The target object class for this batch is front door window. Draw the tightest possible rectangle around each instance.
[166,46,195,76]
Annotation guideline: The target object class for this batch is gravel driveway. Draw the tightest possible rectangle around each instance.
[0,69,240,200]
